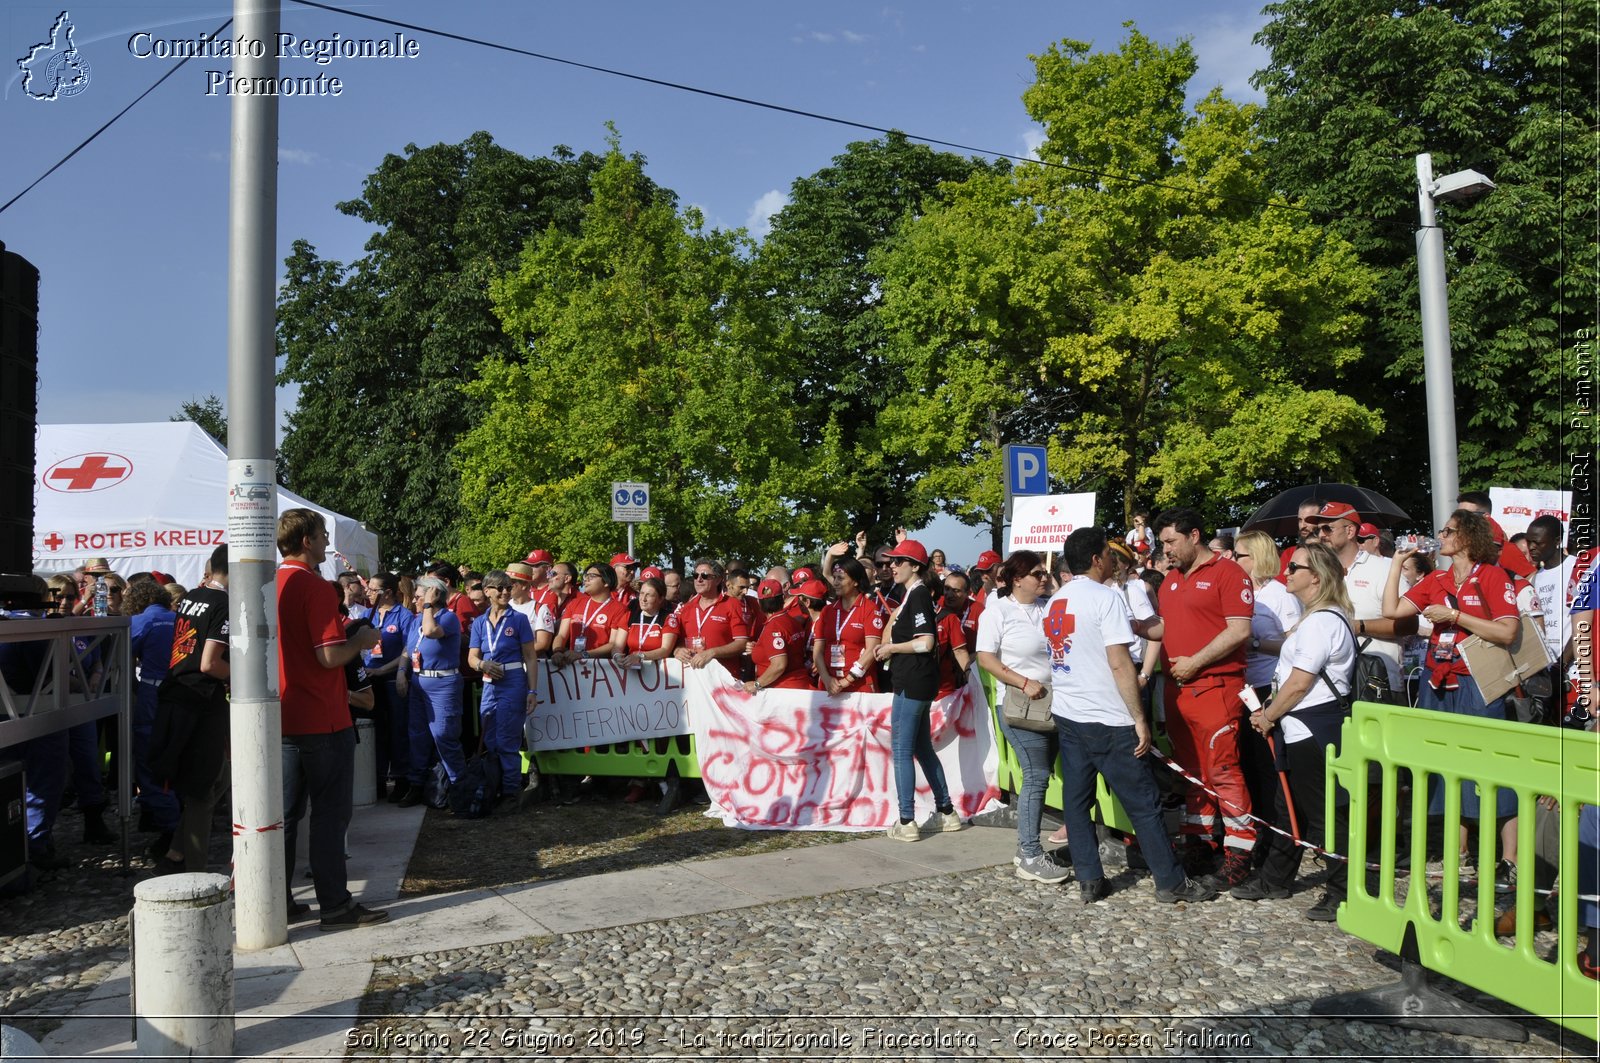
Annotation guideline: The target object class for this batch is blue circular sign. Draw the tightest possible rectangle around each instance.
[614,489,629,505]
[632,489,648,506]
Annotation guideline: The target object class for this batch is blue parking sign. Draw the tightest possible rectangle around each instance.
[1006,444,1048,496]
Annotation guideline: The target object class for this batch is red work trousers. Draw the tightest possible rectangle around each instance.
[1164,675,1255,852]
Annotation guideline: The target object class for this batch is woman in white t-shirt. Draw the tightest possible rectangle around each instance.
[1235,530,1302,833]
[1233,541,1356,922]
[975,550,1062,885]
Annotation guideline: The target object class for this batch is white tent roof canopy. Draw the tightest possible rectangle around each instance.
[31,422,379,586]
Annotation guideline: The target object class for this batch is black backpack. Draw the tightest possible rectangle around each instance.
[1316,611,1398,709]
[446,755,501,818]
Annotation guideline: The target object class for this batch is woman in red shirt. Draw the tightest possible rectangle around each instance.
[1383,508,1520,835]
[814,557,884,695]
[745,579,814,692]
[616,577,679,668]
[552,563,628,667]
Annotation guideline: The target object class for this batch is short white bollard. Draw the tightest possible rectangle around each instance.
[133,873,234,1060]
[353,717,377,806]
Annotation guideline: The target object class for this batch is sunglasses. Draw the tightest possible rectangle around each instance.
[693,572,715,581]
[1025,570,1048,580]
[468,583,484,591]
[1285,561,1311,574]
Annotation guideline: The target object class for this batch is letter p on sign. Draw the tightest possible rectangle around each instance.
[1007,444,1048,496]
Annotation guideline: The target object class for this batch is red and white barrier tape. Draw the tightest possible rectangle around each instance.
[1146,751,1600,904]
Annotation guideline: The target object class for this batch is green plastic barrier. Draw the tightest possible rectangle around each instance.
[1326,701,1600,1042]
[522,735,700,780]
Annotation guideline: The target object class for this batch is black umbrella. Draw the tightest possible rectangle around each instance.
[1240,483,1411,539]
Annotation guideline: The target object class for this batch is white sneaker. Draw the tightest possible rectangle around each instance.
[930,811,964,833]
[1015,852,1071,884]
[886,820,921,842]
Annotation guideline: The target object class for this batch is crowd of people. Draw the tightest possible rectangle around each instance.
[3,493,1596,969]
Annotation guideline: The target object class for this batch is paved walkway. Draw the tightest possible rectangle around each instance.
[43,804,1020,1059]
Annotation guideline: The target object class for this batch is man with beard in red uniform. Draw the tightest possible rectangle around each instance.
[1138,506,1257,890]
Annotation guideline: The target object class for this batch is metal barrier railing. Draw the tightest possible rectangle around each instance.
[0,615,133,873]
[1319,701,1599,1043]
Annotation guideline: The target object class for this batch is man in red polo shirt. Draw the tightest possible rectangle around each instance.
[276,509,387,930]
[971,550,1002,605]
[673,559,749,675]
[1140,506,1256,890]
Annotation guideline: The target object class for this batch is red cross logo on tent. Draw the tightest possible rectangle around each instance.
[43,452,132,493]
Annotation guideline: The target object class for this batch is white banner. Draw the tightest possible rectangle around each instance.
[1008,492,1096,552]
[1490,486,1573,537]
[527,657,688,751]
[683,666,1002,832]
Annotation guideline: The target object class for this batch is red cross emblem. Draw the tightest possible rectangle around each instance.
[43,533,64,551]
[43,453,132,493]
[1047,505,1059,516]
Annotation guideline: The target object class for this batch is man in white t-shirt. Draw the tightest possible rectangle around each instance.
[1526,516,1576,664]
[506,562,556,657]
[1306,501,1416,693]
[1044,527,1217,904]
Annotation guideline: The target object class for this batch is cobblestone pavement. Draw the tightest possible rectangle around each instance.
[351,863,1588,1061]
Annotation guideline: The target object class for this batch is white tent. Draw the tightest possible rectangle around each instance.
[31,422,379,585]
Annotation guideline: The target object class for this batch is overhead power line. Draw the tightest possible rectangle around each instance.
[0,17,233,217]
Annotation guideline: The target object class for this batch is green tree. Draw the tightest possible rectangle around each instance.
[754,133,1000,545]
[1254,0,1598,505]
[876,27,1382,536]
[171,394,227,447]
[276,133,603,567]
[452,146,799,569]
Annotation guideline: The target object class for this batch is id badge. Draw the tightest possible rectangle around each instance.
[410,650,422,672]
[690,636,705,652]
[1240,686,1262,712]
[370,642,382,660]
[829,643,846,672]
[483,665,496,684]
[1431,629,1458,664]
[573,635,587,654]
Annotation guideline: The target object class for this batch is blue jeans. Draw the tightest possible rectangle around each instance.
[1055,716,1185,891]
[22,732,68,852]
[998,715,1054,858]
[282,728,356,914]
[1418,675,1515,819]
[408,675,464,786]
[480,675,528,793]
[133,683,179,829]
[890,692,951,822]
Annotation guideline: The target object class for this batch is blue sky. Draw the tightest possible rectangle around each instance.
[3,1,1270,559]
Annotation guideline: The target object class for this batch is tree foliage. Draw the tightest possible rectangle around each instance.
[276,132,603,567]
[875,27,1381,536]
[754,133,1000,544]
[1254,0,1598,505]
[171,394,227,448]
[452,146,800,570]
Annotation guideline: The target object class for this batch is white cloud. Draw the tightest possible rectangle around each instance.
[1185,13,1269,103]
[1021,127,1046,160]
[841,30,869,45]
[791,27,868,45]
[278,148,321,166]
[745,189,788,241]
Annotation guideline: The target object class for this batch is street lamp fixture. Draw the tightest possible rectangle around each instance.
[1415,152,1495,533]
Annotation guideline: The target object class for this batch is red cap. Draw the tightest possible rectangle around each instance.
[973,549,1002,572]
[1308,501,1361,524]
[1355,523,1380,539]
[1486,517,1507,545]
[640,565,664,581]
[148,570,175,585]
[790,566,815,585]
[610,553,637,567]
[797,579,829,601]
[524,549,553,566]
[756,578,785,600]
[884,539,929,565]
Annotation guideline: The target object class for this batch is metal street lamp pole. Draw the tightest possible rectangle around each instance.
[226,0,285,951]
[1414,152,1494,534]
